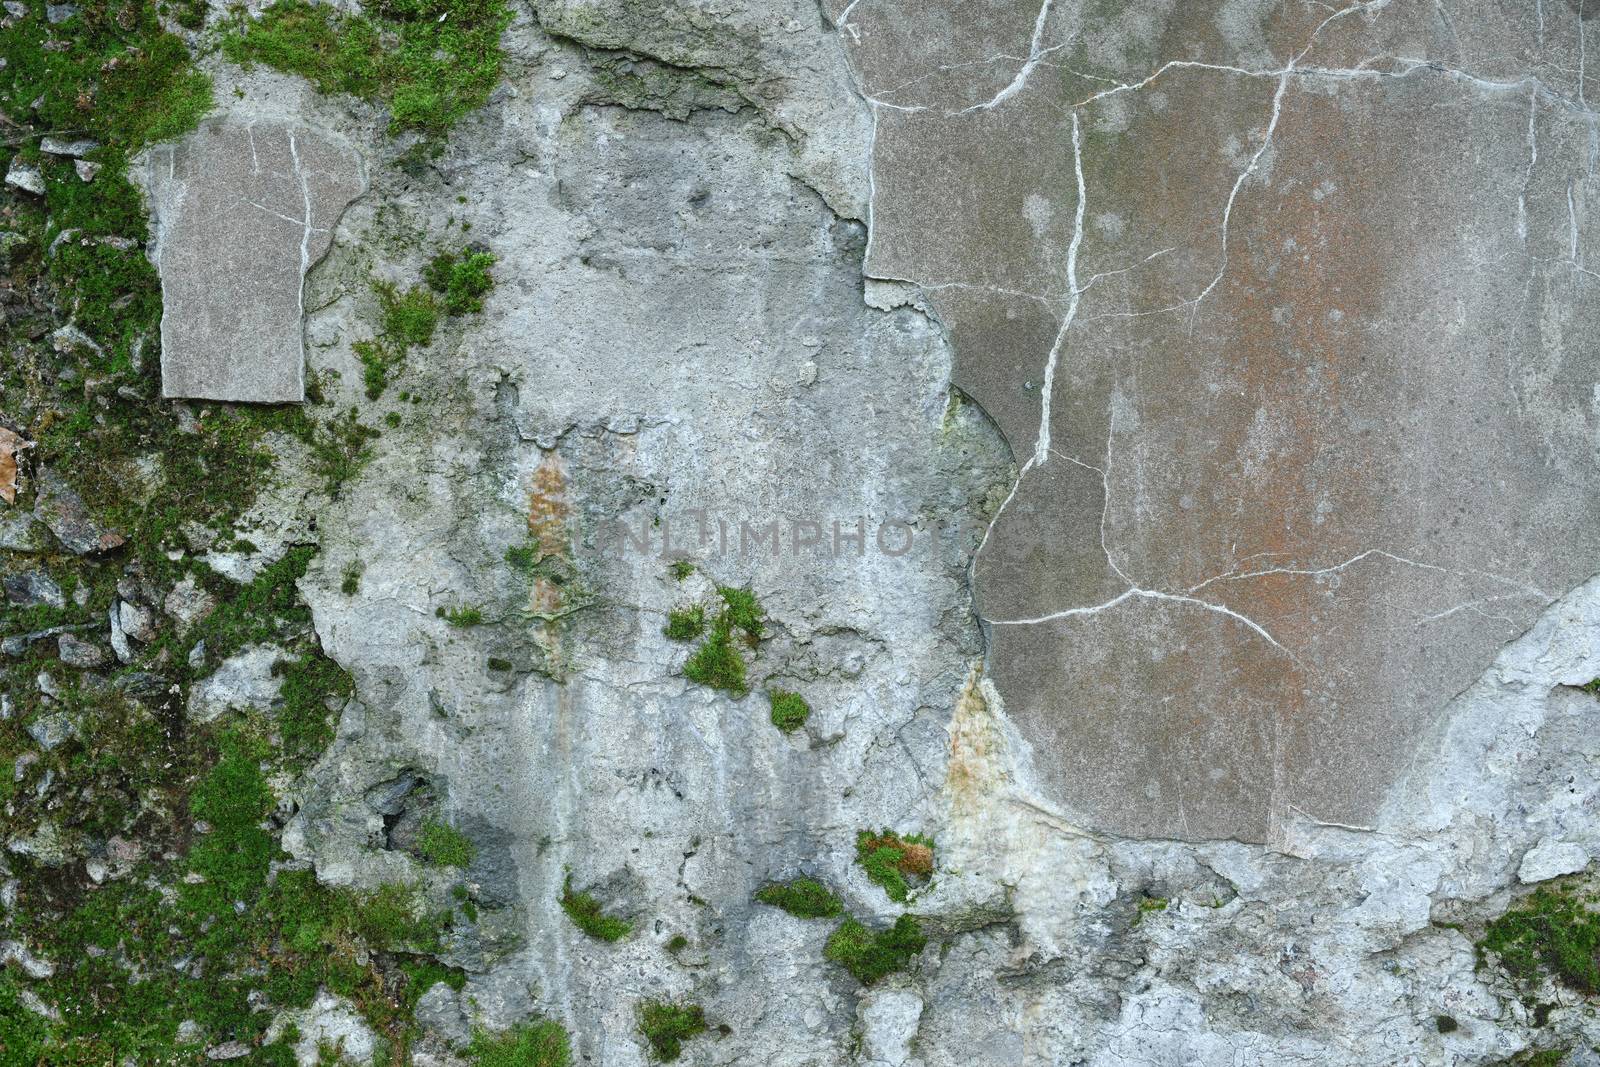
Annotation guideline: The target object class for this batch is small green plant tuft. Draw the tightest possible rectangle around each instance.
[682,618,747,695]
[506,542,541,573]
[755,877,842,919]
[823,914,926,985]
[560,876,632,942]
[716,585,764,640]
[439,606,485,628]
[426,248,498,314]
[1132,895,1169,927]
[665,933,690,952]
[768,690,811,734]
[664,604,706,641]
[855,829,935,903]
[417,817,476,868]
[466,1020,571,1067]
[637,1000,707,1062]
[668,560,695,581]
[1477,882,1600,996]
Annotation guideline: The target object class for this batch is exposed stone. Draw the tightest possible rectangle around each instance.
[413,982,470,1048]
[264,992,377,1067]
[858,988,924,1067]
[204,1042,251,1061]
[117,600,157,643]
[34,469,124,555]
[56,634,107,669]
[186,645,285,723]
[142,117,366,402]
[164,575,217,631]
[26,712,74,751]
[4,158,43,195]
[72,159,100,182]
[0,939,56,979]
[3,569,65,609]
[38,136,98,157]
[1517,838,1590,884]
[0,512,46,552]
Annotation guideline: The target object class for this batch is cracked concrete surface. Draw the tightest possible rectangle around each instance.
[144,116,365,402]
[836,0,1600,844]
[141,1,1600,1063]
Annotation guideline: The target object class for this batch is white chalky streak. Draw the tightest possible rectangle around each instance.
[1032,112,1085,467]
[959,0,1055,113]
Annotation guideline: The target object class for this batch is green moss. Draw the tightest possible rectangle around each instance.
[487,656,514,672]
[754,877,842,919]
[716,585,764,639]
[855,829,935,903]
[668,560,695,581]
[671,584,764,695]
[664,604,706,641]
[682,617,747,695]
[440,605,485,628]
[310,408,382,496]
[274,653,353,765]
[417,817,476,868]
[426,247,498,314]
[560,875,632,942]
[665,934,689,952]
[341,563,362,595]
[506,542,542,573]
[1478,883,1600,995]
[1132,895,1169,926]
[223,0,511,136]
[636,1000,707,1062]
[823,914,926,985]
[767,690,811,733]
[467,1021,572,1067]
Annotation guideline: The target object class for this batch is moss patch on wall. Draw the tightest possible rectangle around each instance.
[222,0,513,136]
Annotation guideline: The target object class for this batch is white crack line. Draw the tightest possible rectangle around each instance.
[1188,548,1548,600]
[957,0,1059,114]
[987,587,1296,660]
[1521,87,1540,245]
[1032,112,1085,467]
[835,0,866,42]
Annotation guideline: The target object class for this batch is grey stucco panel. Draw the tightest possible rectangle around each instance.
[144,117,365,403]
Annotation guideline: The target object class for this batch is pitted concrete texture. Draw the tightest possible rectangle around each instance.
[145,117,364,402]
[835,0,1600,844]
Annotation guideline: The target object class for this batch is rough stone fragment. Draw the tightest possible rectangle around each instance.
[164,575,217,630]
[186,645,285,723]
[142,117,365,402]
[26,713,72,752]
[72,159,100,182]
[264,992,377,1066]
[4,159,43,195]
[38,136,98,157]
[56,634,106,669]
[0,513,45,552]
[1517,838,1590,884]
[3,569,64,609]
[117,600,157,643]
[413,983,470,1048]
[34,469,123,555]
